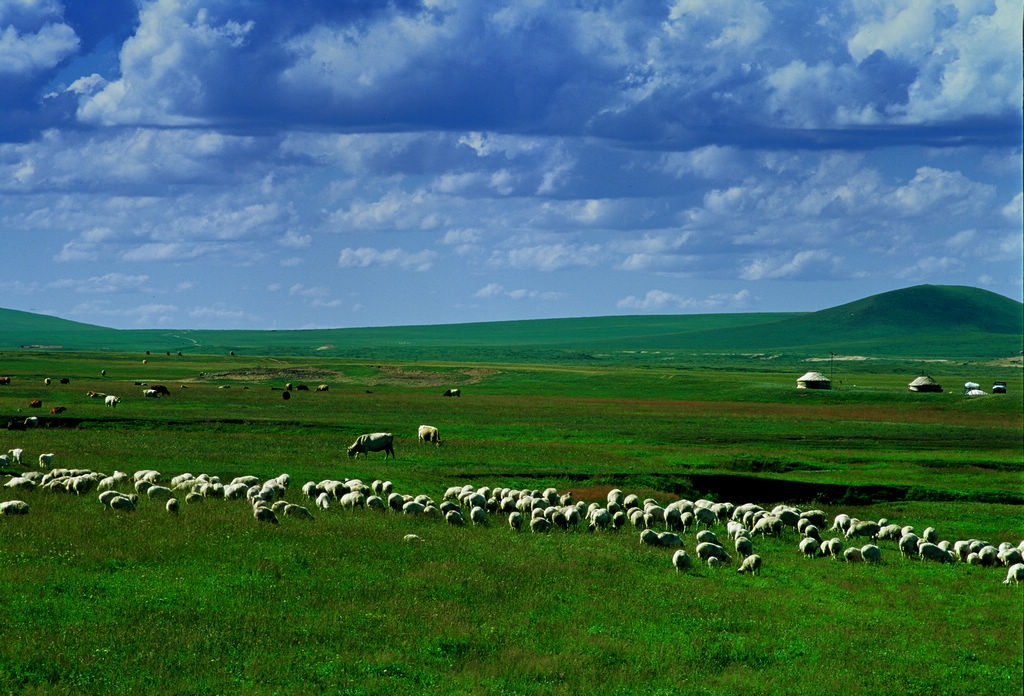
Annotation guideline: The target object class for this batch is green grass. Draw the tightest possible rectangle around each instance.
[0,350,1021,695]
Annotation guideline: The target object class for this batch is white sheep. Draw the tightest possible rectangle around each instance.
[843,547,863,563]
[919,542,954,563]
[1003,563,1024,585]
[315,492,330,510]
[737,554,762,575]
[147,485,172,500]
[861,545,882,563]
[798,537,819,557]
[695,529,719,546]
[509,511,523,531]
[695,542,731,563]
[530,517,552,533]
[735,536,754,558]
[7,448,23,465]
[445,510,465,526]
[253,505,278,524]
[922,526,938,544]
[108,495,135,512]
[470,506,488,525]
[166,498,180,514]
[0,500,29,515]
[284,504,314,520]
[39,453,55,467]
[672,549,692,572]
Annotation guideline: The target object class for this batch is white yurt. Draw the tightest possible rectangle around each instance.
[796,371,831,389]
[908,375,942,393]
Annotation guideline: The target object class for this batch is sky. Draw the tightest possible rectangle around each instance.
[1,0,1021,330]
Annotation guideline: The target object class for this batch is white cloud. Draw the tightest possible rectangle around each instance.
[338,247,437,272]
[474,282,503,298]
[0,21,79,75]
[493,243,602,271]
[617,288,753,312]
[475,283,565,301]
[279,229,311,249]
[740,250,839,281]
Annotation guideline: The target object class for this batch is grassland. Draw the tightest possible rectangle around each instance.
[1,348,1021,695]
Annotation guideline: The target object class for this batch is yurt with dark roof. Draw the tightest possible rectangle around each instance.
[908,375,942,393]
[796,371,831,389]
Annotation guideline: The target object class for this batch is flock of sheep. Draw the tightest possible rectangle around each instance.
[3,453,1023,586]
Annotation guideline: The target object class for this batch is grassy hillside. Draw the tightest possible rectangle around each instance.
[0,285,1020,361]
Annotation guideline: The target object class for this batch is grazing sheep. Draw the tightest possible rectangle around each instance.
[7,448,23,465]
[998,547,1023,567]
[922,526,939,544]
[831,514,852,533]
[39,453,55,467]
[919,543,955,563]
[735,536,754,558]
[657,532,684,548]
[695,542,731,563]
[530,517,552,534]
[4,476,34,490]
[737,554,762,575]
[977,545,999,567]
[0,500,29,515]
[823,538,844,559]
[108,495,135,512]
[803,524,822,542]
[147,485,172,500]
[899,534,920,559]
[799,537,819,557]
[185,492,203,505]
[470,506,488,526]
[509,511,523,531]
[843,547,863,563]
[707,556,721,568]
[845,520,880,540]
[403,534,423,543]
[672,549,692,572]
[861,545,882,563]
[284,504,314,520]
[402,501,425,515]
[1003,563,1024,585]
[694,506,717,528]
[445,510,465,526]
[640,529,660,547]
[166,498,180,514]
[253,506,279,524]
[695,530,720,546]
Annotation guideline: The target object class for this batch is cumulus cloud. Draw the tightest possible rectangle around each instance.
[492,243,602,271]
[338,247,437,272]
[474,283,565,301]
[0,21,79,75]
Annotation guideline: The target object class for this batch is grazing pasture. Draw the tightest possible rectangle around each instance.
[0,351,1021,695]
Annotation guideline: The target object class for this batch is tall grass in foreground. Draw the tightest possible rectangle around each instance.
[1,488,1021,696]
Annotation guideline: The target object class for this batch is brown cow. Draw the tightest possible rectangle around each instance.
[28,399,42,408]
[50,406,67,414]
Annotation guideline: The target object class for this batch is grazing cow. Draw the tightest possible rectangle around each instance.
[0,376,11,385]
[347,432,395,460]
[296,384,309,391]
[316,384,329,392]
[59,377,70,384]
[24,417,38,427]
[418,425,441,444]
[143,389,160,398]
[28,399,42,408]
[49,406,67,414]
[44,378,51,385]
[150,385,171,396]
[105,395,120,407]
[443,388,461,397]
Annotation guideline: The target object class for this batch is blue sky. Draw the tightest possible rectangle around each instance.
[1,0,1021,330]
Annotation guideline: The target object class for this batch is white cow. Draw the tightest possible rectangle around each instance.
[347,433,395,459]
[418,425,441,444]
[105,395,120,407]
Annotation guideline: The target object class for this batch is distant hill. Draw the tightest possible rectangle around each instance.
[0,285,1020,361]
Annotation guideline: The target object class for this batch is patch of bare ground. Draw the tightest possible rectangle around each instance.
[806,355,873,361]
[191,365,499,387]
[985,355,1022,368]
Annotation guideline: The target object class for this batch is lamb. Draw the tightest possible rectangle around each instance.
[1003,563,1024,585]
[672,549,692,572]
[737,554,762,575]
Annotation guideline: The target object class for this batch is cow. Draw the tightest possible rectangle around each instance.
[49,406,67,414]
[0,376,11,385]
[44,378,51,385]
[347,432,395,460]
[150,385,171,396]
[59,377,70,384]
[418,425,441,444]
[443,388,461,397]
[316,384,329,392]
[105,395,120,407]
[24,417,38,427]
[296,384,309,391]
[143,389,160,398]
[28,399,42,408]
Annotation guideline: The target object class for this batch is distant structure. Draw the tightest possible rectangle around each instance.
[796,371,831,389]
[992,381,1007,394]
[908,375,942,393]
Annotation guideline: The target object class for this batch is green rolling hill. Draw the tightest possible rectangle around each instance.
[0,285,1020,362]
